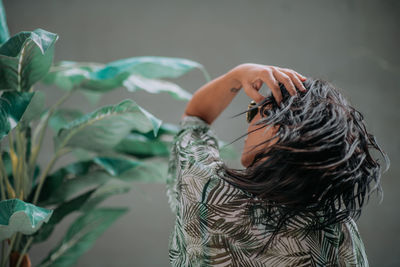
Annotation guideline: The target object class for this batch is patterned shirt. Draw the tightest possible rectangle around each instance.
[166,115,369,267]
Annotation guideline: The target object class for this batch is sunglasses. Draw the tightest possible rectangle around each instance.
[246,100,259,123]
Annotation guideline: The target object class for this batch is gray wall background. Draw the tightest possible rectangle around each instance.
[4,0,399,266]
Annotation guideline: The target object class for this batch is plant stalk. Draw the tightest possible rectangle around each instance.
[0,142,4,200]
[0,174,5,200]
[32,147,71,205]
[13,233,22,254]
[0,156,7,200]
[15,236,33,267]
[0,149,15,199]
[1,235,17,267]
[1,241,5,265]
[14,129,22,197]
[7,133,18,198]
[28,88,76,182]
[15,125,26,199]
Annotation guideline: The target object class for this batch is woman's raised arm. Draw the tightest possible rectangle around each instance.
[183,63,307,124]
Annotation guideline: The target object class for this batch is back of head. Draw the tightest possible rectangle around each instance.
[220,77,390,241]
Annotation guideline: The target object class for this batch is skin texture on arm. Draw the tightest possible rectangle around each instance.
[183,63,307,125]
[183,66,242,124]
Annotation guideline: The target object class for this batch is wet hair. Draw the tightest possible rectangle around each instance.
[218,78,390,255]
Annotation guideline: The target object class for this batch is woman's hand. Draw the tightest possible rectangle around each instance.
[183,63,307,124]
[231,63,307,105]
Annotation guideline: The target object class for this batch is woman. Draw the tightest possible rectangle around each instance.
[166,63,389,266]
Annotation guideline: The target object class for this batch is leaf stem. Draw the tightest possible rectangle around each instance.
[0,171,5,200]
[1,234,17,267]
[15,129,22,196]
[32,146,71,205]
[0,145,7,200]
[1,140,15,199]
[13,232,22,253]
[15,236,33,267]
[1,241,5,265]
[8,132,18,197]
[29,88,76,182]
[15,125,26,199]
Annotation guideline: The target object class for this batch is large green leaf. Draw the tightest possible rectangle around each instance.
[38,208,127,267]
[123,74,191,100]
[0,91,35,140]
[53,99,162,152]
[35,155,138,205]
[43,56,209,99]
[114,123,178,158]
[50,115,177,158]
[102,56,209,80]
[42,61,101,91]
[0,28,58,91]
[36,155,166,206]
[114,132,171,158]
[0,0,9,44]
[0,198,52,241]
[92,156,141,176]
[40,170,112,206]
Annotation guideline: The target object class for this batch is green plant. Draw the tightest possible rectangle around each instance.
[0,2,235,266]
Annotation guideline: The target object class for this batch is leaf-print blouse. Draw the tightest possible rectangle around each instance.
[166,115,369,267]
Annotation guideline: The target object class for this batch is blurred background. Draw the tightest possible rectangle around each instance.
[4,0,399,266]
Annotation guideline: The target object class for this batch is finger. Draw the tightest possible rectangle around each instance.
[243,82,265,103]
[273,70,297,96]
[287,72,307,92]
[259,70,282,106]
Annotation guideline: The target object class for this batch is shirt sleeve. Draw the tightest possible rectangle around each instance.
[166,115,223,214]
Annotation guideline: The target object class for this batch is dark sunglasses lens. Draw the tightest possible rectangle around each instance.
[246,102,258,123]
[247,109,258,123]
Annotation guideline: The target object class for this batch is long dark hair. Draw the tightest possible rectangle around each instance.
[218,78,390,254]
